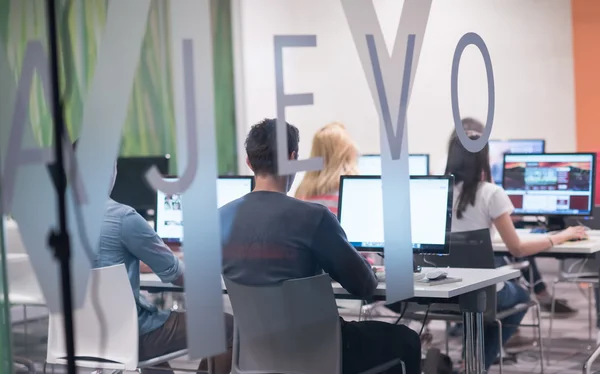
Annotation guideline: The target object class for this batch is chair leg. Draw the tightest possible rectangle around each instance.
[445,321,450,356]
[589,284,594,343]
[497,319,503,374]
[535,302,545,374]
[23,305,28,354]
[547,281,558,364]
[359,300,364,321]
[529,264,535,296]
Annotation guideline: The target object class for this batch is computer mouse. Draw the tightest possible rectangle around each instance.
[425,270,448,281]
[568,236,589,242]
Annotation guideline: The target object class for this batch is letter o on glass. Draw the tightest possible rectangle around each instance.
[451,32,495,153]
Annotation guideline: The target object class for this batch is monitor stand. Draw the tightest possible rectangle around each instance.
[413,259,421,273]
[530,216,566,233]
[546,216,567,231]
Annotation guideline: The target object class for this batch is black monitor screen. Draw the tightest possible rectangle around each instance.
[110,156,169,217]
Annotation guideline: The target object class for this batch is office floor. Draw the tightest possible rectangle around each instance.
[8,258,600,374]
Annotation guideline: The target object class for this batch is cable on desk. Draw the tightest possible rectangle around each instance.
[422,257,438,268]
[394,302,408,325]
[419,305,430,337]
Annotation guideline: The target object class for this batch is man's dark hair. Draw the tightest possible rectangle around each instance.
[245,118,299,175]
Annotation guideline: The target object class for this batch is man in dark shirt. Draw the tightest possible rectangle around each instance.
[220,118,421,374]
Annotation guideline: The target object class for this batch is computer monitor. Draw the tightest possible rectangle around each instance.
[503,153,596,224]
[110,156,170,220]
[337,175,453,254]
[156,176,254,243]
[408,154,429,176]
[488,139,545,186]
[358,154,430,176]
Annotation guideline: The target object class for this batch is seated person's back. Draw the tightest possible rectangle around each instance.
[221,190,374,299]
[219,118,421,374]
[96,199,180,335]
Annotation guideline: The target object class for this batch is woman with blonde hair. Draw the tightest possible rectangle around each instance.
[295,122,359,215]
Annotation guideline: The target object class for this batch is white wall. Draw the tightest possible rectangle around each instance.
[232,0,576,187]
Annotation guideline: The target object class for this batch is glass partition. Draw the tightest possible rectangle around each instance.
[0,182,13,373]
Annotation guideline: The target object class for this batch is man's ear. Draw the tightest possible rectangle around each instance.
[289,151,298,160]
[245,157,253,171]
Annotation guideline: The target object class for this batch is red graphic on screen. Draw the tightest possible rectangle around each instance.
[504,161,592,211]
[503,161,591,191]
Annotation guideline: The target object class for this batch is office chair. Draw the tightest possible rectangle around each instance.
[6,254,45,354]
[45,264,192,373]
[410,229,545,374]
[547,258,598,357]
[225,274,405,374]
[13,357,36,374]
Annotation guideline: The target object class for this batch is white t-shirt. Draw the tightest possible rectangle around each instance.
[451,182,514,236]
[451,182,514,291]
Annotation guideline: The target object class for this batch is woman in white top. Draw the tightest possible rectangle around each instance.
[442,119,578,316]
[445,130,586,369]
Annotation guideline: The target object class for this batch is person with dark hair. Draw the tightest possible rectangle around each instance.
[442,119,577,322]
[445,131,585,369]
[220,118,421,374]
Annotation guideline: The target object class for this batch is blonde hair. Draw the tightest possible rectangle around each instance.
[295,122,359,199]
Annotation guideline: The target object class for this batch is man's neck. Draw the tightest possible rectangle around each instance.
[253,175,288,193]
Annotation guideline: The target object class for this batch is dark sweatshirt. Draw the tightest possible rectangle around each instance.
[220,191,377,299]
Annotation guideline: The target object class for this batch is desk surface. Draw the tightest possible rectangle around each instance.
[140,267,520,300]
[493,229,600,255]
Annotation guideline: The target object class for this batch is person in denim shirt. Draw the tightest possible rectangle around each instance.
[50,142,233,374]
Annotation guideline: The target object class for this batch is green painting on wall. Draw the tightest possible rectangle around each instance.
[0,0,237,174]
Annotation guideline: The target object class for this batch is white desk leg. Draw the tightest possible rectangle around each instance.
[461,290,487,374]
[464,313,474,372]
[463,311,485,374]
[475,311,485,373]
[583,252,600,374]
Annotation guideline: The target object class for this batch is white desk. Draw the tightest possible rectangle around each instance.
[492,230,600,255]
[141,267,519,374]
[140,267,519,299]
[333,267,519,299]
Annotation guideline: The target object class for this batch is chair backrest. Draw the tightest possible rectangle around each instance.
[225,274,341,374]
[4,218,26,254]
[46,264,139,370]
[6,254,45,304]
[415,229,498,320]
[415,229,496,269]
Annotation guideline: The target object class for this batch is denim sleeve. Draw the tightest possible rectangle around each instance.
[121,211,184,283]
